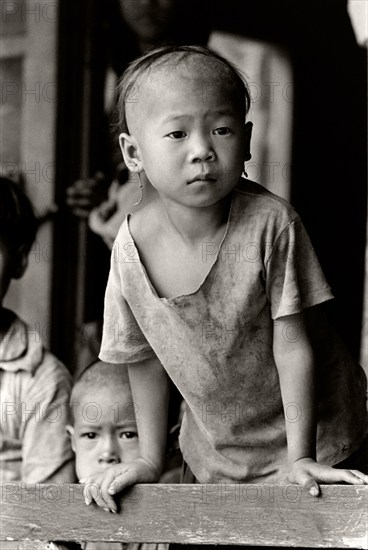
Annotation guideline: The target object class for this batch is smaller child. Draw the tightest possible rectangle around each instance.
[0,177,74,483]
[66,359,177,550]
[67,360,140,488]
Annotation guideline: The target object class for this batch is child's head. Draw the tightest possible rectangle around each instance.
[67,360,139,480]
[117,45,253,209]
[0,178,37,305]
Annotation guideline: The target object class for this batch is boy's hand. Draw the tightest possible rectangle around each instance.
[66,172,108,217]
[80,457,160,513]
[288,457,368,496]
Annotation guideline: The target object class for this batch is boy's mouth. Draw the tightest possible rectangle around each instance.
[188,174,217,184]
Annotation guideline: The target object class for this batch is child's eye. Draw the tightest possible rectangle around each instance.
[120,431,138,440]
[81,432,97,439]
[167,131,187,139]
[213,127,231,136]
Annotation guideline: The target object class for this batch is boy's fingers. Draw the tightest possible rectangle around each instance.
[302,478,320,497]
[106,459,158,495]
[99,492,118,513]
[99,482,118,513]
[80,460,160,513]
[108,467,139,495]
[67,187,93,197]
[309,466,368,485]
[69,208,90,218]
[347,470,368,483]
[313,467,365,484]
[292,471,320,496]
[83,481,111,510]
[66,197,94,207]
[91,490,111,511]
[83,481,94,504]
[99,469,130,512]
[338,469,368,485]
[75,178,101,190]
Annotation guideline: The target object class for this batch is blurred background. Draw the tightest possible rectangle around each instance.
[1,0,367,375]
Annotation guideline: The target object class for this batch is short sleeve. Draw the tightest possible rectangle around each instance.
[265,217,334,319]
[99,251,155,364]
[21,356,74,483]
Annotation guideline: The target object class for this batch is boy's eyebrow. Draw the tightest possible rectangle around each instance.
[75,422,138,430]
[115,422,138,429]
[161,113,190,123]
[211,108,237,117]
[77,424,102,430]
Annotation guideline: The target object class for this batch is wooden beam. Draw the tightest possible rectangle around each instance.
[1,483,367,548]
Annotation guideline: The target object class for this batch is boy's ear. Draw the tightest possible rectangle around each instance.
[244,121,253,162]
[119,133,143,173]
[12,245,28,280]
[66,425,76,452]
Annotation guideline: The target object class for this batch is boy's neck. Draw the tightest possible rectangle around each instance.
[158,193,232,246]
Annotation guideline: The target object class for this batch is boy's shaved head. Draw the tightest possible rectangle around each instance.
[70,360,130,422]
[115,45,251,137]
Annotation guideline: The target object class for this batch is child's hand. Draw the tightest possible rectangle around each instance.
[66,172,108,217]
[288,457,368,496]
[80,457,160,513]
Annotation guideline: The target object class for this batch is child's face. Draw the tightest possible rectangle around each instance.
[121,60,250,209]
[67,384,139,480]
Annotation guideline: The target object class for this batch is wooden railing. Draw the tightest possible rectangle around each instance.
[1,483,367,548]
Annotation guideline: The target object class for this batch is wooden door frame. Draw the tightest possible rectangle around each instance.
[51,0,107,372]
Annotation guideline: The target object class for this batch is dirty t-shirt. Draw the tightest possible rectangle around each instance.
[99,179,368,483]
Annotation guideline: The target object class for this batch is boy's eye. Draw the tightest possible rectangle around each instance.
[213,127,231,135]
[167,131,186,139]
[81,432,97,439]
[120,431,138,440]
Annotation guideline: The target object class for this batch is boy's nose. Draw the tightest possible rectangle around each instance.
[98,438,120,464]
[189,135,216,163]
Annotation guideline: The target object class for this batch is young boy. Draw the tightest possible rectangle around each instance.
[83,45,367,511]
[67,360,140,487]
[66,359,177,549]
[0,177,74,483]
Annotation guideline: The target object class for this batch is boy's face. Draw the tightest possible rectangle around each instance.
[67,384,139,480]
[121,58,251,209]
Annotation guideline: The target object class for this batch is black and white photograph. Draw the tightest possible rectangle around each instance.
[1,1,367,548]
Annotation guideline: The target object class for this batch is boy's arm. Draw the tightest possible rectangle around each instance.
[127,356,170,476]
[83,356,170,512]
[273,311,367,495]
[273,311,317,464]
